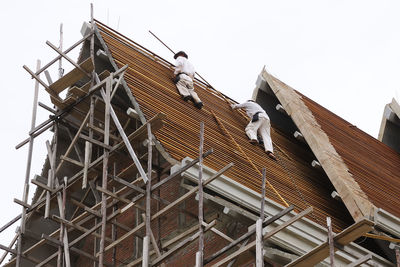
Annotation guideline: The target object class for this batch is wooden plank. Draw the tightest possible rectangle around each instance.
[69,85,88,98]
[69,70,111,98]
[49,57,94,94]
[50,95,67,109]
[285,218,374,267]
[62,96,77,106]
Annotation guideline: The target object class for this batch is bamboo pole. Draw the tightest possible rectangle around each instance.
[327,217,335,267]
[36,210,121,267]
[17,59,41,267]
[59,23,63,78]
[0,233,18,265]
[99,77,111,267]
[256,219,263,267]
[55,109,91,175]
[103,163,233,254]
[112,163,118,266]
[256,168,267,267]
[35,32,93,77]
[143,123,153,266]
[62,178,71,267]
[204,205,294,265]
[197,122,205,266]
[212,207,313,267]
[99,86,149,183]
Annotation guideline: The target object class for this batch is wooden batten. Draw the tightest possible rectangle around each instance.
[49,57,94,95]
[261,69,374,221]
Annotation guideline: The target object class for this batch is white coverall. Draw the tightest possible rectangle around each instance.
[174,56,202,104]
[232,101,274,153]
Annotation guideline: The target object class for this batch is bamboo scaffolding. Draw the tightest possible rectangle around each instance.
[0,233,18,265]
[197,122,205,267]
[102,163,233,255]
[16,60,41,267]
[204,205,294,264]
[6,15,374,267]
[5,110,165,267]
[212,207,313,267]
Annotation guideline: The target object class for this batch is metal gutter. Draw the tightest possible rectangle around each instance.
[374,208,400,238]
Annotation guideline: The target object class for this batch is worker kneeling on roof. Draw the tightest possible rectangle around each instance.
[231,100,276,160]
[173,51,203,109]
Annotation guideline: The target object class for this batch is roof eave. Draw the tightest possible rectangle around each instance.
[179,157,392,266]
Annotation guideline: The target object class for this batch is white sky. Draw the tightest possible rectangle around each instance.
[0,0,399,253]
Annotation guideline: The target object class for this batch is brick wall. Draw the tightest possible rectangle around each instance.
[74,173,255,266]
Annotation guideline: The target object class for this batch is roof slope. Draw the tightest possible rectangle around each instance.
[263,70,400,222]
[302,93,400,219]
[95,21,354,232]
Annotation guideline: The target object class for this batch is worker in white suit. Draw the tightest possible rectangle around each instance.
[231,100,276,160]
[173,51,203,109]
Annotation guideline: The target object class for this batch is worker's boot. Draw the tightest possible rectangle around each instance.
[195,102,203,109]
[266,151,277,161]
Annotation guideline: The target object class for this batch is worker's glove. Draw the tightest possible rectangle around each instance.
[172,75,180,84]
[251,112,260,122]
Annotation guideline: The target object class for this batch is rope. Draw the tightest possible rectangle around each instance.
[211,110,289,208]
[213,93,315,216]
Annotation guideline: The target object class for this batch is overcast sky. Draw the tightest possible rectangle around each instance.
[0,0,399,252]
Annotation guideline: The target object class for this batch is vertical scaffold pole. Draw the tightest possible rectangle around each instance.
[58,23,63,78]
[327,217,335,267]
[197,122,205,267]
[143,123,152,266]
[99,76,111,267]
[16,59,41,267]
[256,168,266,267]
